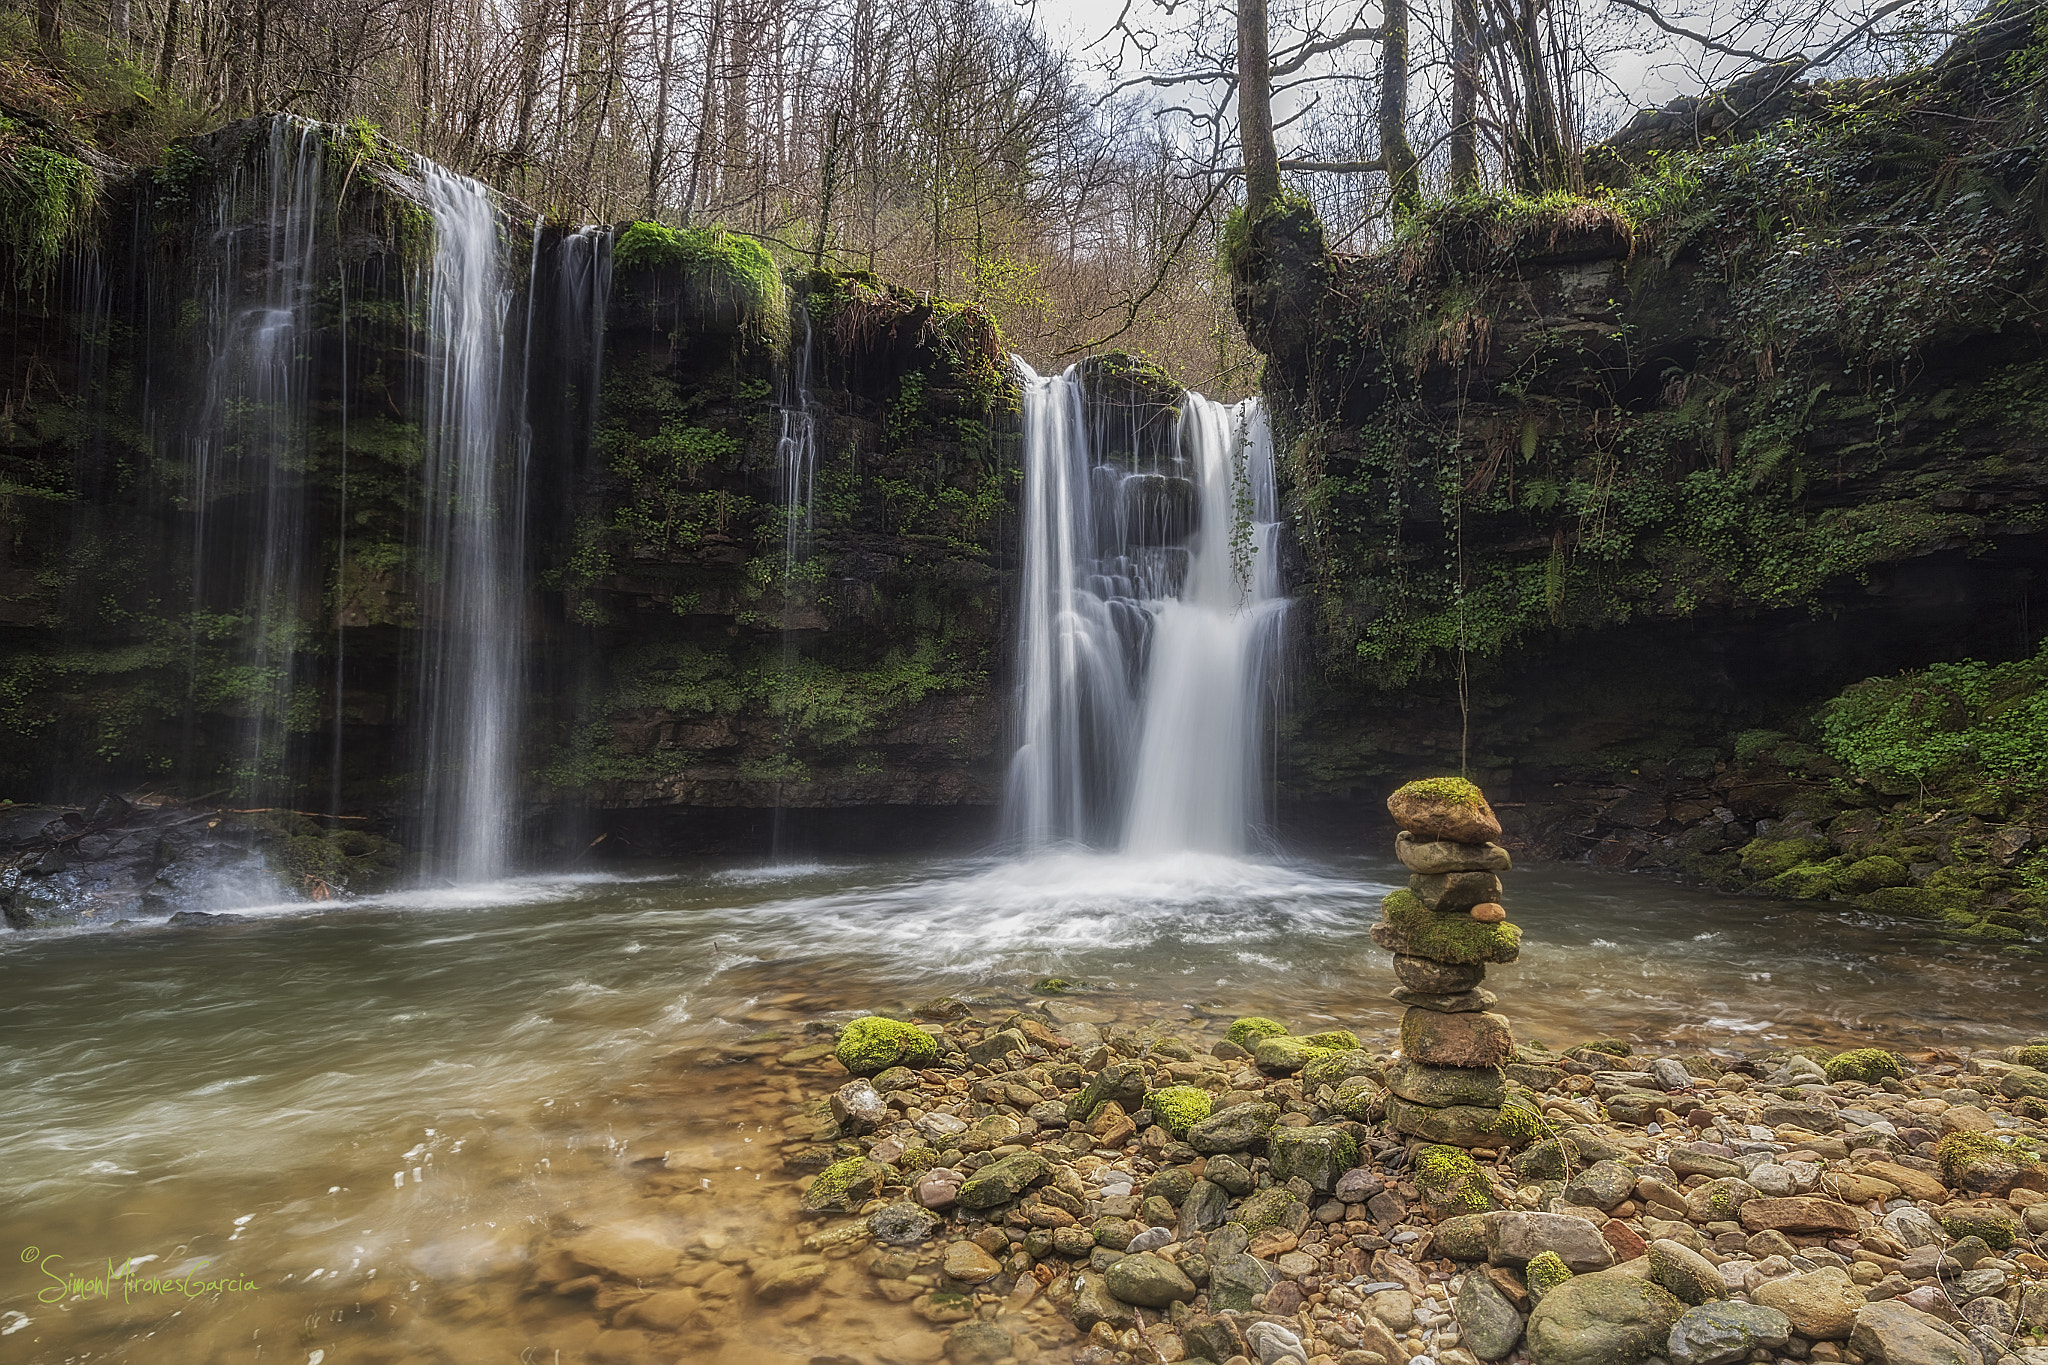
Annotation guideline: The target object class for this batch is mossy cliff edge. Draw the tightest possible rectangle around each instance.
[0,110,1056,866]
[1228,3,2048,943]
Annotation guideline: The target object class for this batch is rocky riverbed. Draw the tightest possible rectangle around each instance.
[527,998,2048,1365]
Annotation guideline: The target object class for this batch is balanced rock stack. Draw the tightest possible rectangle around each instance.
[1370,777,1537,1149]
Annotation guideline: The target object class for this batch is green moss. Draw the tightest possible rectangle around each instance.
[1330,1076,1384,1122]
[611,220,788,342]
[1300,1029,1360,1051]
[834,1017,938,1077]
[1937,1203,2019,1250]
[1761,859,1846,899]
[1579,1039,1632,1057]
[1301,1049,1383,1090]
[1375,889,1522,965]
[2017,1044,2048,1069]
[1933,1130,2032,1186]
[800,1155,890,1213]
[1227,1016,1290,1048]
[1525,1250,1574,1299]
[1820,640,2048,797]
[1145,1086,1214,1139]
[1739,838,1832,880]
[1393,776,1488,807]
[1253,1035,1343,1077]
[0,116,98,291]
[1413,1143,1494,1217]
[1823,1048,1903,1084]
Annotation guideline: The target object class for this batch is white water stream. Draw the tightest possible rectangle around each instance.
[1006,362,1288,854]
[413,165,521,881]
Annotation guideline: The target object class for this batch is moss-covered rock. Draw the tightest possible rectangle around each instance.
[1226,1016,1290,1049]
[1330,1075,1386,1123]
[835,1016,938,1076]
[1740,838,1833,881]
[1934,1130,2039,1196]
[1302,1048,1385,1090]
[801,1155,890,1213]
[1413,1143,1496,1218]
[1822,1049,1903,1084]
[1300,1028,1360,1051]
[1145,1086,1214,1139]
[1389,777,1503,844]
[1253,1034,1343,1076]
[1267,1125,1360,1193]
[1372,890,1523,965]
[1938,1203,2020,1249]
[1236,1185,1311,1237]
[1524,1251,1575,1303]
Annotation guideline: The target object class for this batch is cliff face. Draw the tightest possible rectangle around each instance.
[1229,6,2048,939]
[0,117,1022,860]
[1234,9,2047,794]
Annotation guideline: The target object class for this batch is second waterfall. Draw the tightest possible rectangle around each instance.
[1005,362,1289,856]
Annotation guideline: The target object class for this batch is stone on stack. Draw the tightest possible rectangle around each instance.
[1371,777,1532,1149]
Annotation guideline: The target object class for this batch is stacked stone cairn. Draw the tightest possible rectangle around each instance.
[1372,776,1540,1150]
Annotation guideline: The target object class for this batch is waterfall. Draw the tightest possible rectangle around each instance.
[412,165,521,881]
[770,302,821,855]
[1004,362,1288,855]
[180,116,326,804]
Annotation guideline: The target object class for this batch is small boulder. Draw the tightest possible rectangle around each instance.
[1849,1299,1975,1365]
[1488,1212,1616,1274]
[801,1156,890,1214]
[1267,1125,1360,1193]
[1104,1250,1198,1307]
[1754,1267,1864,1341]
[955,1152,1052,1209]
[835,1016,937,1076]
[1388,776,1503,844]
[830,1078,889,1132]
[1456,1263,1528,1360]
[1647,1238,1725,1306]
[1525,1268,1684,1365]
[1666,1302,1793,1365]
[1187,1101,1279,1153]
[1401,1007,1515,1068]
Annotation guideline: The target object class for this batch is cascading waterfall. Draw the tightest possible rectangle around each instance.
[1005,362,1288,855]
[412,164,522,881]
[180,116,326,804]
[769,302,821,856]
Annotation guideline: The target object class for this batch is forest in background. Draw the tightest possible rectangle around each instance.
[0,0,2012,389]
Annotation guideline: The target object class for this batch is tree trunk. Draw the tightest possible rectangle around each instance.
[811,107,841,268]
[1449,0,1480,193]
[1237,0,1281,214]
[681,0,722,225]
[1509,0,1566,192]
[36,0,60,55]
[158,0,181,87]
[646,0,677,216]
[1378,0,1419,215]
[507,0,551,189]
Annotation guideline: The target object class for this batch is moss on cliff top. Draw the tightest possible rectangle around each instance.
[613,220,788,343]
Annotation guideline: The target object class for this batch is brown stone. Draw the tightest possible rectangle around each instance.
[1602,1219,1648,1262]
[1470,903,1507,923]
[1859,1161,1948,1203]
[1394,955,1486,993]
[1388,778,1502,845]
[1737,1198,1862,1235]
[1392,986,1499,1013]
[1396,831,1513,875]
[1411,871,1505,911]
[1399,1009,1514,1068]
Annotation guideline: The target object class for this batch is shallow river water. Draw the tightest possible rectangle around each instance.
[4,849,2045,1363]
